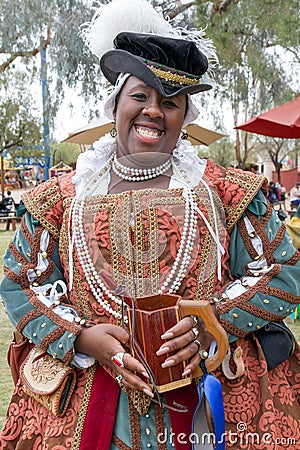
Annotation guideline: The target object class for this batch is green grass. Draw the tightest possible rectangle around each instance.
[0,230,15,428]
[0,229,299,430]
[290,319,300,341]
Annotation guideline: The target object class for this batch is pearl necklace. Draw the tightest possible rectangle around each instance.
[72,155,199,321]
[158,188,198,294]
[112,154,171,181]
[72,201,128,322]
[72,151,128,322]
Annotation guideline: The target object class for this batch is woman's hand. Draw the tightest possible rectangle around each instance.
[75,324,154,397]
[156,316,214,377]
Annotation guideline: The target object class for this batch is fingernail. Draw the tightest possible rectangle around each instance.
[156,347,169,356]
[182,369,191,377]
[161,331,173,339]
[142,371,149,378]
[161,359,175,368]
[143,388,154,398]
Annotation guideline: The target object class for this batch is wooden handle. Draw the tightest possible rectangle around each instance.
[179,300,229,377]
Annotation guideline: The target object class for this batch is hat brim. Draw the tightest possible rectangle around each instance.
[100,50,212,97]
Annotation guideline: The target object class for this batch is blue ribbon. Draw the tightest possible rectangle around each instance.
[192,363,225,450]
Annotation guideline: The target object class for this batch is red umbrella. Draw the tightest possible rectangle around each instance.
[235,95,300,138]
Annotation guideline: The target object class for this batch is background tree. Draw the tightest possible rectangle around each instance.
[0,70,42,195]
[0,0,299,175]
[195,0,299,168]
[253,137,300,185]
[50,141,82,169]
[199,138,237,167]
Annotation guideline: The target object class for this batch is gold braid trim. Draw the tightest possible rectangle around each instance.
[22,183,62,239]
[149,65,200,86]
[224,171,268,233]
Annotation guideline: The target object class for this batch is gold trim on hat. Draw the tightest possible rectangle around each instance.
[149,65,200,86]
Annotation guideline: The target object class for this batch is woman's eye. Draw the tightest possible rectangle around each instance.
[131,93,147,100]
[163,100,178,108]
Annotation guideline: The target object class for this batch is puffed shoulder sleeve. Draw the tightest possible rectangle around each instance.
[0,175,92,367]
[21,174,69,239]
[215,189,300,343]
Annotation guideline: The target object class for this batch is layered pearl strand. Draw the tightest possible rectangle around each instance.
[72,199,128,323]
[71,151,128,322]
[112,154,171,181]
[72,153,199,321]
[158,188,198,294]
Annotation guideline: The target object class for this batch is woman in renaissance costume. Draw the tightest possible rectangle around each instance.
[0,1,299,449]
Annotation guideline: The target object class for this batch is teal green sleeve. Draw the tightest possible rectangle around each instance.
[217,191,300,343]
[0,212,81,364]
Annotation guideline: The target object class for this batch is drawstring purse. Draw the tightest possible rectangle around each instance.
[20,346,77,417]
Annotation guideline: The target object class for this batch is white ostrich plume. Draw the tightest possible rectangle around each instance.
[81,0,175,60]
[81,0,218,67]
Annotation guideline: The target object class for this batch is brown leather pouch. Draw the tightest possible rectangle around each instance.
[7,331,34,385]
[20,347,77,417]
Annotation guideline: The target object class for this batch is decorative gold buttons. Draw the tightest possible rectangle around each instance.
[263,299,269,304]
[281,251,287,256]
[232,313,239,318]
[41,323,46,328]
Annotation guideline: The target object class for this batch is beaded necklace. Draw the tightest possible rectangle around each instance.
[112,154,172,181]
[71,155,199,321]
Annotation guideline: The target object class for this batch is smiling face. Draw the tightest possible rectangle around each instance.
[114,76,187,165]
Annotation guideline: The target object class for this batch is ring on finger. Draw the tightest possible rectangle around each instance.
[192,327,199,338]
[190,315,199,327]
[111,352,126,368]
[193,339,201,351]
[115,374,123,386]
[199,349,209,360]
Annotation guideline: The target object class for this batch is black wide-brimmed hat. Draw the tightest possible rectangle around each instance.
[100,32,212,97]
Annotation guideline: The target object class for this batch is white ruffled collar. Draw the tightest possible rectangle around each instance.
[72,133,207,196]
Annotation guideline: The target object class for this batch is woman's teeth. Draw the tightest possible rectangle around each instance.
[135,126,161,138]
